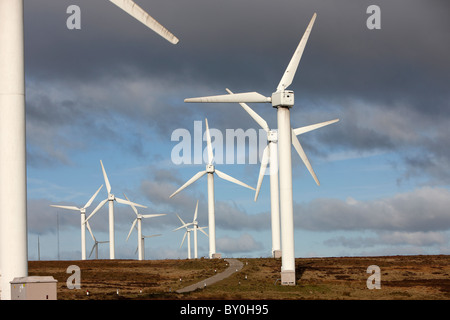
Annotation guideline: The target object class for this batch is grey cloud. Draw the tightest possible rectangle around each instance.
[217,233,263,254]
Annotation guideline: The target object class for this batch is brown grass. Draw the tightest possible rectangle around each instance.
[28,255,450,300]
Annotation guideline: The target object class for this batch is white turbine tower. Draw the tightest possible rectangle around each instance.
[86,221,109,259]
[85,160,147,259]
[173,200,208,259]
[124,193,166,261]
[226,89,338,258]
[50,185,103,260]
[170,119,254,259]
[184,13,337,285]
[0,0,178,299]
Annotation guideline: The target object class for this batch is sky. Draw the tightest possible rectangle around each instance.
[24,0,450,261]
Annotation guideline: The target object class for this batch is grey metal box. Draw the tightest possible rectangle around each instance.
[10,276,58,300]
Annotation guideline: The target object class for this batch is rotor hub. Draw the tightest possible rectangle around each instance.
[206,164,215,173]
[272,90,294,108]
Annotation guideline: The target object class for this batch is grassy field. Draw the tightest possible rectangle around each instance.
[28,255,450,300]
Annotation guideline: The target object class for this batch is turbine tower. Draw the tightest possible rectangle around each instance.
[135,234,161,260]
[226,89,338,258]
[173,200,208,259]
[124,193,166,261]
[0,0,177,299]
[184,13,337,285]
[170,119,254,259]
[85,160,147,259]
[50,185,103,260]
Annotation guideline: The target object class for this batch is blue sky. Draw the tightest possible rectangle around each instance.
[25,0,450,260]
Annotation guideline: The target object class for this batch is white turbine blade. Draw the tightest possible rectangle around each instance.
[291,130,320,186]
[126,219,137,242]
[185,92,271,104]
[204,118,214,165]
[85,198,108,222]
[86,221,96,242]
[293,119,339,136]
[180,232,187,248]
[215,169,255,191]
[143,234,162,238]
[100,160,111,194]
[254,145,270,201]
[169,170,207,198]
[123,193,139,216]
[193,200,199,222]
[115,197,147,208]
[277,13,317,92]
[83,185,104,209]
[226,88,269,132]
[50,205,80,212]
[108,0,179,44]
[142,214,166,219]
[175,213,187,227]
[198,227,209,237]
[89,243,97,258]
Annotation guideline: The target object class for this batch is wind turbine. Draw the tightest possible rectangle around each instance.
[0,0,178,299]
[85,160,147,259]
[170,119,254,259]
[173,200,208,259]
[135,234,161,260]
[50,185,103,260]
[184,13,337,285]
[86,220,109,259]
[124,193,166,261]
[226,89,339,258]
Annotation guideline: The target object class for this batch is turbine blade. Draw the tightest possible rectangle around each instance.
[255,145,270,201]
[215,169,256,191]
[180,232,187,248]
[89,243,97,258]
[83,184,104,209]
[100,160,111,194]
[291,130,320,186]
[142,214,166,219]
[198,227,209,237]
[277,13,317,92]
[204,118,214,164]
[176,213,186,226]
[108,0,179,44]
[193,200,199,222]
[123,193,139,216]
[126,219,137,242]
[85,198,108,222]
[50,205,80,212]
[86,221,96,242]
[115,197,147,208]
[293,119,340,135]
[185,92,271,104]
[226,88,270,132]
[169,170,207,198]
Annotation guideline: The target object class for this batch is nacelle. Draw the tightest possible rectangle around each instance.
[272,90,294,108]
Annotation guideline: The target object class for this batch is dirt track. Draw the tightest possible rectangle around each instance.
[28,255,450,300]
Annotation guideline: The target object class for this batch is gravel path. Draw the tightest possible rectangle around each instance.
[176,258,243,293]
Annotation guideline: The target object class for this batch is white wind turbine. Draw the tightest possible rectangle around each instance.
[170,119,254,259]
[124,193,166,261]
[86,220,109,259]
[0,0,177,299]
[50,185,103,260]
[184,13,337,285]
[85,160,147,259]
[135,234,161,260]
[226,88,338,258]
[173,200,208,259]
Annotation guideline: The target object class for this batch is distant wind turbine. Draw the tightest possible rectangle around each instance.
[50,185,103,260]
[86,220,109,259]
[134,234,161,260]
[169,119,254,258]
[173,200,208,259]
[86,160,147,259]
[124,193,166,261]
[183,13,338,285]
